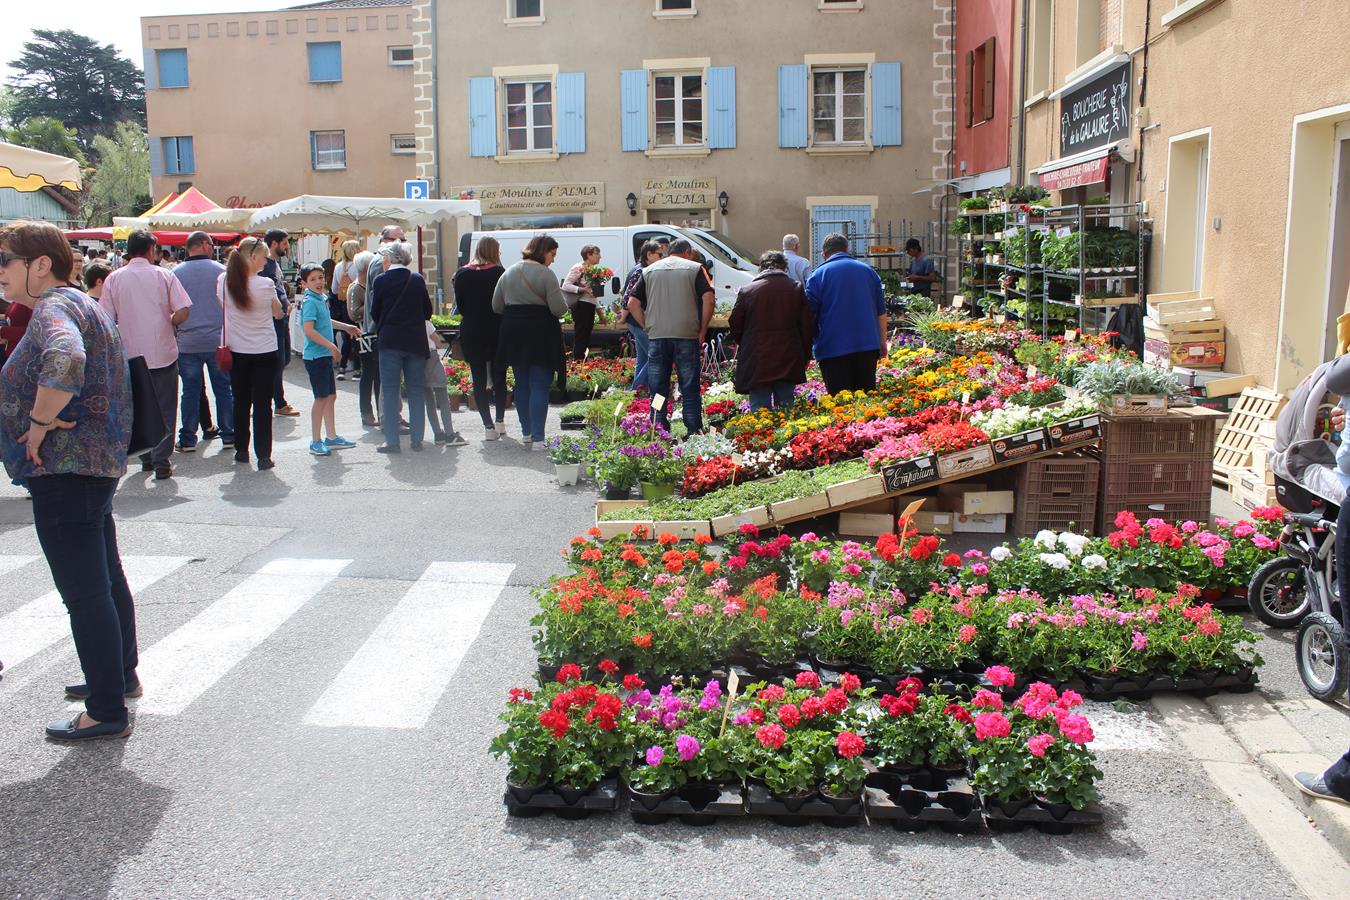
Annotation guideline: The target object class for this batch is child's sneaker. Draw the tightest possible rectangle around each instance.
[324,435,356,449]
[444,432,468,448]
[308,440,332,456]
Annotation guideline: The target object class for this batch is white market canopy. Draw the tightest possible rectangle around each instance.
[244,195,482,235]
[0,139,81,192]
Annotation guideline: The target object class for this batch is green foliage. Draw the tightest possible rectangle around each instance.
[610,460,869,521]
[82,121,149,225]
[2,116,85,165]
[1075,358,1182,402]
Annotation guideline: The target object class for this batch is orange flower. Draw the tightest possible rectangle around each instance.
[702,561,719,575]
[632,632,653,648]
[631,525,650,540]
[657,533,678,546]
[617,602,635,618]
[694,534,712,546]
[587,527,602,538]
[580,547,603,562]
[753,606,768,620]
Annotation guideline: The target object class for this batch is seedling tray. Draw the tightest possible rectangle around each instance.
[627,782,747,825]
[745,783,864,827]
[504,778,620,819]
[863,770,982,833]
[982,797,1104,835]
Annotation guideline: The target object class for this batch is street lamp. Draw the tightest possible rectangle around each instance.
[718,191,729,215]
[626,192,638,216]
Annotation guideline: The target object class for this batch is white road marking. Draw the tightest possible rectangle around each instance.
[0,556,192,670]
[303,561,515,729]
[135,557,351,717]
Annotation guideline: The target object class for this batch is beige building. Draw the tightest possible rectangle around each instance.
[1005,0,1350,390]
[408,0,955,299]
[142,0,417,210]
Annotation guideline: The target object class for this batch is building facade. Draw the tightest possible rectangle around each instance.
[410,0,954,299]
[953,0,1013,191]
[141,0,417,210]
[990,0,1350,390]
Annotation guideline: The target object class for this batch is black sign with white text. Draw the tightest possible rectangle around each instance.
[1059,60,1132,157]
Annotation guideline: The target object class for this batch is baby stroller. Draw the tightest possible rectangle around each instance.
[1248,358,1347,699]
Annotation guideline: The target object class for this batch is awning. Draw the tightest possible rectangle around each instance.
[1031,141,1133,191]
[244,195,482,235]
[0,140,81,192]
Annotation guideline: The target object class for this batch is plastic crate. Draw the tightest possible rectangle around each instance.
[1096,498,1212,534]
[1099,413,1218,462]
[1013,497,1099,536]
[1100,457,1213,501]
[1013,452,1101,535]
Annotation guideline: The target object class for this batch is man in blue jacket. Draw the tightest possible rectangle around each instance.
[805,233,888,395]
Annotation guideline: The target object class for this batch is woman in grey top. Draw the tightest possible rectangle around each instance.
[491,235,568,449]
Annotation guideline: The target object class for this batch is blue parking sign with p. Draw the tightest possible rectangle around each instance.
[404,180,429,200]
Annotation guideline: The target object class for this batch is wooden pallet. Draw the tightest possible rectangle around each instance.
[1212,387,1286,486]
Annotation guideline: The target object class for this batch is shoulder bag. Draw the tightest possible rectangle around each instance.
[215,281,233,372]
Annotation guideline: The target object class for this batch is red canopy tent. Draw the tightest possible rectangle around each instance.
[68,188,245,245]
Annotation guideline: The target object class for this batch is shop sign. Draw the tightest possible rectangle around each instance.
[454,183,605,214]
[1039,155,1110,191]
[225,196,271,208]
[1059,60,1132,157]
[642,176,716,210]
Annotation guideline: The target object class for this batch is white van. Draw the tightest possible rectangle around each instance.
[456,225,756,308]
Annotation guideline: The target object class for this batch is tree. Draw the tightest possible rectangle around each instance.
[82,121,150,226]
[3,117,86,165]
[7,30,145,152]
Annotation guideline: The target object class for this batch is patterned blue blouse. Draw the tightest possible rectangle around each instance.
[0,287,132,484]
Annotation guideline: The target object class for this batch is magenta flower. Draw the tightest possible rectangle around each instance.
[675,735,701,761]
[1131,630,1148,651]
[1027,733,1056,757]
[984,665,1017,687]
[646,745,665,766]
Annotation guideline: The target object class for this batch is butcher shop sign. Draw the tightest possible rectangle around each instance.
[1059,60,1132,157]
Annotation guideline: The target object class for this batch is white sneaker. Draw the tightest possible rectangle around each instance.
[522,438,533,450]
[495,422,508,436]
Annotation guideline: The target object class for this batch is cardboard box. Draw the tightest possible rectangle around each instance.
[991,428,1050,462]
[952,513,1008,534]
[838,512,894,537]
[1048,413,1102,447]
[936,443,996,479]
[910,510,954,534]
[1108,394,1170,417]
[1173,367,1256,398]
[960,490,1015,515]
[878,455,939,493]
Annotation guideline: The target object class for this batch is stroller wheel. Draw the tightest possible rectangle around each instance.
[1296,612,1348,702]
[1248,556,1309,628]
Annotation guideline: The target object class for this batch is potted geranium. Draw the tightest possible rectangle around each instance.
[627,443,684,500]
[594,449,638,499]
[488,685,553,802]
[546,435,588,486]
[581,263,615,298]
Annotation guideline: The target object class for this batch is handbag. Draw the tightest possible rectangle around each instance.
[126,355,168,458]
[216,290,233,372]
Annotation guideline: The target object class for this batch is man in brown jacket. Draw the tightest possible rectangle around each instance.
[729,252,814,411]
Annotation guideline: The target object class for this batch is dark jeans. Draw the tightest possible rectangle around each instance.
[141,361,179,468]
[179,351,233,445]
[748,381,797,411]
[380,348,427,449]
[627,321,650,388]
[231,350,277,462]
[572,302,596,361]
[647,337,702,435]
[819,349,880,395]
[513,363,552,442]
[272,315,290,409]
[359,347,381,423]
[1326,749,1350,800]
[469,358,507,429]
[28,474,136,724]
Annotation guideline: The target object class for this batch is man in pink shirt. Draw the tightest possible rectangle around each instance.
[100,229,192,479]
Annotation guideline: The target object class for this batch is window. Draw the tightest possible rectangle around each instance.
[156,49,189,88]
[390,134,416,155]
[812,68,866,145]
[820,0,864,8]
[1162,130,1210,295]
[1075,0,1101,68]
[657,0,693,9]
[654,73,703,147]
[161,137,195,174]
[307,41,342,82]
[504,80,553,152]
[965,38,995,126]
[388,45,413,66]
[508,0,542,18]
[311,130,347,169]
[1027,0,1052,98]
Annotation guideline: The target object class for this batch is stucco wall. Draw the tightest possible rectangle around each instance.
[954,0,1013,177]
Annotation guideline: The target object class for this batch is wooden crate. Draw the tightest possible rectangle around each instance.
[1151,296,1219,326]
[1107,395,1170,417]
[1212,387,1286,487]
[1228,469,1279,512]
[652,519,713,540]
[825,474,886,506]
[1077,293,1141,308]
[769,491,832,525]
[711,506,771,537]
[594,500,653,541]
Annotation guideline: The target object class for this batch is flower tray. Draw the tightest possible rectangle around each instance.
[710,506,771,538]
[1106,394,1169,417]
[594,500,654,541]
[1047,413,1101,448]
[768,491,832,525]
[745,783,863,827]
[936,443,996,480]
[879,454,940,493]
[503,778,620,820]
[626,781,747,826]
[652,519,713,540]
[560,416,587,431]
[981,796,1103,835]
[825,474,886,506]
[863,771,983,834]
[990,428,1050,464]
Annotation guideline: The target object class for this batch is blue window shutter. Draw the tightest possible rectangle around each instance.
[811,205,872,260]
[557,72,586,154]
[620,69,648,152]
[149,139,165,178]
[468,76,497,158]
[179,137,195,174]
[872,62,902,147]
[157,49,188,88]
[143,50,158,90]
[307,42,342,82]
[778,64,807,149]
[162,138,178,175]
[707,66,736,149]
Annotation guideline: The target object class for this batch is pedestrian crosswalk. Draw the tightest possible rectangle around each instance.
[0,553,514,729]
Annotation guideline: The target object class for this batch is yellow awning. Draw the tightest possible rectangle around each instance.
[0,140,81,192]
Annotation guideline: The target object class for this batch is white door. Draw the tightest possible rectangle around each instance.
[1192,143,1209,293]
[1324,121,1350,361]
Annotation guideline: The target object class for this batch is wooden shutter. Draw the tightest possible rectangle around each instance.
[964,50,974,128]
[981,37,996,123]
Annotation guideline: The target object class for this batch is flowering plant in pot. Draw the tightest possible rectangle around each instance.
[488,685,553,799]
[530,670,631,800]
[593,449,638,497]
[580,263,615,296]
[820,730,868,807]
[546,435,589,485]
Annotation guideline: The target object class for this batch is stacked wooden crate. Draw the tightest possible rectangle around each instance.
[1142,291,1225,370]
[1212,388,1286,490]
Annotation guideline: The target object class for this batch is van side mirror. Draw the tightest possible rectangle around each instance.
[611,276,621,295]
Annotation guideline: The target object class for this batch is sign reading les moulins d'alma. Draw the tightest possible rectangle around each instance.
[1059,60,1132,157]
[455,183,605,214]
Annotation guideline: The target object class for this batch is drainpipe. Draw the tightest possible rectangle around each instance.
[1015,0,1029,183]
[429,0,445,306]
[1136,0,1152,301]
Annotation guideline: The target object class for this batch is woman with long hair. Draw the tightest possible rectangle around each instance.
[491,234,567,449]
[218,237,283,469]
[452,236,508,438]
[332,239,361,376]
[0,221,136,740]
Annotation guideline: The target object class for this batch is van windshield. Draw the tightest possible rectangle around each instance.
[675,228,742,270]
[697,229,757,268]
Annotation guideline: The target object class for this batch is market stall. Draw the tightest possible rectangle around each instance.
[0,140,81,192]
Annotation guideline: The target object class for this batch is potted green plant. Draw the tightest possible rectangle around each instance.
[546,435,588,486]
[632,447,685,501]
[594,449,638,499]
[1074,359,1181,416]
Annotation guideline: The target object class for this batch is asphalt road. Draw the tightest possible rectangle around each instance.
[0,370,1311,898]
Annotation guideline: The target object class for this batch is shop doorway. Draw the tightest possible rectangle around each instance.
[1323,121,1350,361]
[1161,129,1210,294]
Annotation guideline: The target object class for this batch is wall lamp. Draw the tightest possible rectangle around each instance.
[626,192,638,216]
[718,191,729,215]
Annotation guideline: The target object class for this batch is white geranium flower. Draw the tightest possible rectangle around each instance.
[1058,532,1090,557]
[1038,552,1070,570]
[1081,554,1108,570]
[1034,530,1058,550]
[990,546,1012,562]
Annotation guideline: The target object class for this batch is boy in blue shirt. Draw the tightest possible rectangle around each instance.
[300,264,361,456]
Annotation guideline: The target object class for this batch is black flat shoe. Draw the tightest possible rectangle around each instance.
[376,445,401,454]
[45,715,132,742]
[65,679,142,701]
[257,458,275,471]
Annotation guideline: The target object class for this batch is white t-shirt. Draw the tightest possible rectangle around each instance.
[219,273,280,354]
[425,319,438,353]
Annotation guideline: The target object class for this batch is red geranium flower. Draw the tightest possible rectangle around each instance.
[538,709,570,739]
[838,672,861,694]
[756,723,787,749]
[942,552,962,567]
[556,663,582,684]
[597,659,619,675]
[632,632,653,648]
[835,730,865,759]
[622,674,645,691]
[777,703,801,728]
[795,671,821,690]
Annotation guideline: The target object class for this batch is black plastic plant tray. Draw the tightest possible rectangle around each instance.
[503,778,620,820]
[863,770,982,833]
[982,797,1103,834]
[744,783,864,827]
[627,782,747,825]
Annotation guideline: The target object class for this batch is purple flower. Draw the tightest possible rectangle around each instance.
[626,689,653,708]
[700,679,723,710]
[646,745,665,766]
[732,712,751,726]
[676,735,701,761]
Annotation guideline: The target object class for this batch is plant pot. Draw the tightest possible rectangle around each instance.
[625,781,674,812]
[555,462,581,486]
[926,760,968,780]
[506,780,544,803]
[819,787,862,815]
[1035,795,1074,820]
[603,482,634,500]
[639,481,675,501]
[537,659,563,684]
[771,789,817,814]
[987,795,1032,817]
[560,415,586,431]
[1200,587,1224,604]
[553,783,592,806]
[679,781,722,813]
[448,395,462,412]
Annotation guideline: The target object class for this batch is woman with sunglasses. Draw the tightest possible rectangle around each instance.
[0,221,137,741]
[218,237,284,470]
